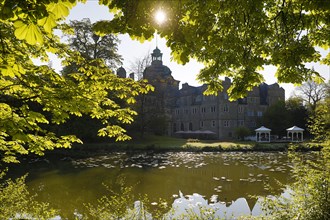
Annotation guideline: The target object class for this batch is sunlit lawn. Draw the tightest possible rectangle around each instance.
[74,135,318,153]
[122,135,255,150]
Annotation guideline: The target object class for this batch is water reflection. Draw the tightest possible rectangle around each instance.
[8,152,317,219]
[169,192,263,219]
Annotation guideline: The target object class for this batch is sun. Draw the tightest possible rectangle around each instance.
[155,9,166,24]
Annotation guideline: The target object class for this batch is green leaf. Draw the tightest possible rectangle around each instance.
[14,22,43,45]
[126,97,136,104]
[37,14,57,33]
[47,1,71,19]
[13,21,29,40]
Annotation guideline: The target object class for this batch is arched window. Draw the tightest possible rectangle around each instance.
[181,123,184,131]
[189,122,193,131]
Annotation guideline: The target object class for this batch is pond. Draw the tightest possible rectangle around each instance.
[8,151,316,219]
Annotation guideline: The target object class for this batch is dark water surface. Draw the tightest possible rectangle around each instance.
[8,151,317,219]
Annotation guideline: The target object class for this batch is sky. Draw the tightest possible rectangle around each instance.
[60,1,330,99]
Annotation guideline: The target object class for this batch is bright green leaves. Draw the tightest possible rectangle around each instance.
[1,1,153,163]
[10,0,76,45]
[0,175,59,218]
[47,1,72,20]
[102,0,329,99]
[0,1,153,162]
[38,15,57,33]
[0,54,26,78]
[98,125,131,141]
[171,49,190,65]
[14,21,43,45]
[321,52,330,66]
[228,68,264,100]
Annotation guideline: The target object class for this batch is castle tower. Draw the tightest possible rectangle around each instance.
[116,66,126,78]
[151,47,163,66]
[138,47,180,136]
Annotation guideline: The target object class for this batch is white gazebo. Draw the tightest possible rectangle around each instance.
[255,126,271,142]
[286,126,304,142]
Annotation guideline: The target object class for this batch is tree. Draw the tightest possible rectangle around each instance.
[94,0,329,99]
[128,50,152,80]
[235,126,251,141]
[260,93,330,220]
[295,80,328,112]
[0,1,153,163]
[259,100,291,137]
[62,18,122,71]
[57,18,127,143]
[260,98,309,137]
[308,92,330,142]
[285,96,308,130]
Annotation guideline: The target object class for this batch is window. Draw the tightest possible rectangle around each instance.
[212,120,216,127]
[247,110,254,116]
[192,107,197,114]
[200,121,204,128]
[189,122,193,130]
[223,104,229,112]
[257,111,263,117]
[173,123,177,132]
[183,97,188,105]
[175,109,180,115]
[210,106,216,112]
[238,120,244,126]
[224,93,228,100]
[224,120,230,127]
[248,97,258,104]
[238,106,244,113]
[201,107,206,113]
[180,123,184,131]
[195,95,202,102]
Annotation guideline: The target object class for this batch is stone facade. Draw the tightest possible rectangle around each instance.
[172,80,284,139]
[119,47,285,139]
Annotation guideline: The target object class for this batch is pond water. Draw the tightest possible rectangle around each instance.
[8,151,316,219]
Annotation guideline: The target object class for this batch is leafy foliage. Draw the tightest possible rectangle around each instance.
[61,18,123,71]
[257,88,330,220]
[285,96,308,128]
[259,145,330,220]
[0,175,58,220]
[308,91,330,142]
[0,0,152,163]
[295,80,328,112]
[235,126,252,141]
[259,101,290,136]
[260,98,308,136]
[83,177,170,220]
[95,0,329,99]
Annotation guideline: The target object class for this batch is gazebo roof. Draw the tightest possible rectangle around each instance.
[255,126,271,132]
[286,126,304,131]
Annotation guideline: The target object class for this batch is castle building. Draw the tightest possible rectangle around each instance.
[119,47,285,139]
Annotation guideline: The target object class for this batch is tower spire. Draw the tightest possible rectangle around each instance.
[156,33,158,48]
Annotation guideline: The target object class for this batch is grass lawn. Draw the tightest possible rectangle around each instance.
[56,135,321,158]
[74,135,288,151]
